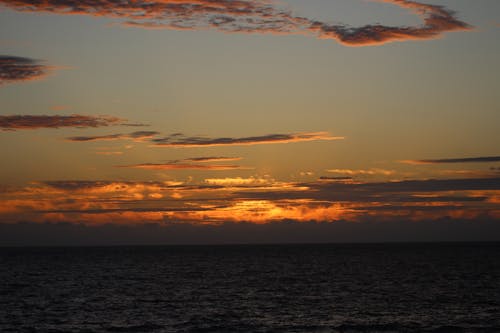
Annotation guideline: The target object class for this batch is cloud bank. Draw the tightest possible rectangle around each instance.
[1,176,498,228]
[0,0,471,46]
[0,115,124,130]
[0,55,52,86]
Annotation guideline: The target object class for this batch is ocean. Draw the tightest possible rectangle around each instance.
[1,243,499,332]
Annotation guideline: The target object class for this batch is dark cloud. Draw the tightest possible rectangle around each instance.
[402,156,500,164]
[0,0,471,46]
[184,157,242,163]
[66,131,159,142]
[319,176,353,182]
[0,55,52,86]
[153,132,342,147]
[0,114,125,130]
[237,177,500,202]
[309,0,471,46]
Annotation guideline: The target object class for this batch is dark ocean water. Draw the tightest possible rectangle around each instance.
[1,243,499,333]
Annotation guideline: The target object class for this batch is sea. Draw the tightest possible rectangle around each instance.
[1,243,499,332]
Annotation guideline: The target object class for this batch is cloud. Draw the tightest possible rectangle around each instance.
[153,132,343,147]
[319,176,353,182]
[204,177,273,186]
[327,168,394,176]
[50,105,71,111]
[66,131,160,142]
[309,0,472,46]
[0,55,53,86]
[0,0,471,46]
[0,114,125,130]
[184,156,242,163]
[401,156,500,165]
[1,176,498,228]
[118,163,251,171]
[96,151,123,156]
[118,156,250,170]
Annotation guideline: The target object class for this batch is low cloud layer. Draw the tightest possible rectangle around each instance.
[1,176,498,229]
[0,0,471,46]
[66,131,159,142]
[402,156,500,164]
[0,115,124,130]
[0,55,52,86]
[153,132,342,147]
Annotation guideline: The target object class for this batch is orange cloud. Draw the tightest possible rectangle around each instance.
[1,177,498,226]
[205,177,270,186]
[0,0,471,46]
[96,151,124,156]
[309,0,472,46]
[326,168,394,176]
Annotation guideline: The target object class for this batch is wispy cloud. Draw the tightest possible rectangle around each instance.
[118,163,250,171]
[50,105,71,111]
[117,156,249,171]
[184,156,242,163]
[0,55,54,86]
[0,114,125,130]
[0,0,471,46]
[401,156,500,164]
[66,131,159,142]
[95,151,123,156]
[326,168,394,176]
[204,177,274,186]
[153,132,342,147]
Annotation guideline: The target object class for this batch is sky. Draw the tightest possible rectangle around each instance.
[0,0,499,245]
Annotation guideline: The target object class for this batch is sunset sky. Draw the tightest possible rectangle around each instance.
[1,0,499,245]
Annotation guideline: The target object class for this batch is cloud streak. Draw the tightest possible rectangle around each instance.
[401,156,500,164]
[0,115,125,130]
[66,131,160,142]
[153,132,342,147]
[118,163,250,171]
[327,168,394,176]
[0,0,471,46]
[184,156,242,163]
[118,156,249,171]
